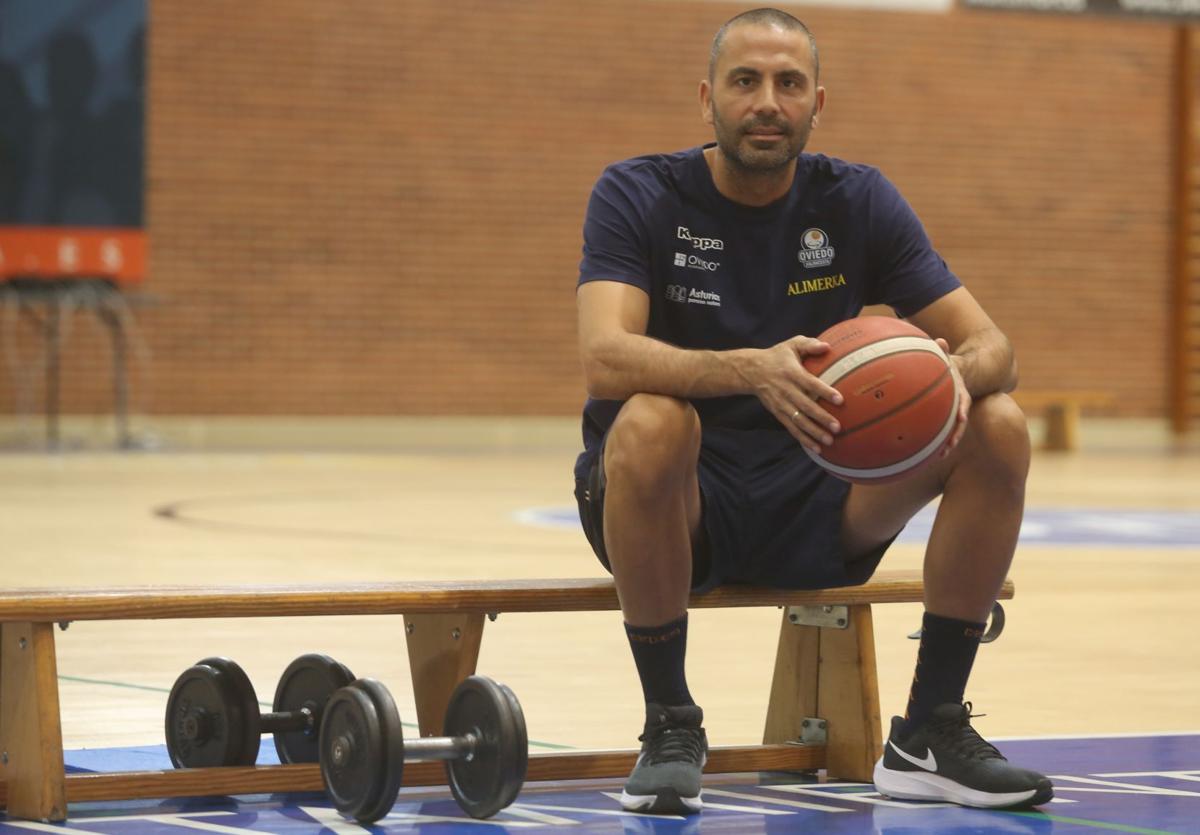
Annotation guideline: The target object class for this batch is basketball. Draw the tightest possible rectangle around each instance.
[802,316,959,484]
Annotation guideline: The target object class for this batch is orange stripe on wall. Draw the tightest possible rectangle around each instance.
[0,227,146,284]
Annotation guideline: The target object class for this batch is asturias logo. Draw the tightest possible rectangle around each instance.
[665,284,721,307]
[798,227,835,269]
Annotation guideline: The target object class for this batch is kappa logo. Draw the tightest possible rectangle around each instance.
[677,226,725,251]
[798,227,835,269]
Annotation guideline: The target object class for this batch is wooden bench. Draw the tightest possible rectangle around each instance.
[1014,389,1113,451]
[0,571,1014,822]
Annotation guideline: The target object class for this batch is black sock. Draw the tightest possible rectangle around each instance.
[901,611,986,733]
[625,615,694,708]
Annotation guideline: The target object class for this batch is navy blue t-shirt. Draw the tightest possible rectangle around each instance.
[574,144,960,481]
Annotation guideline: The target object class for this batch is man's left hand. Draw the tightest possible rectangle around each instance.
[936,337,971,455]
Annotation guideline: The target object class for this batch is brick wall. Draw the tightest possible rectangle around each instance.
[1,2,1175,416]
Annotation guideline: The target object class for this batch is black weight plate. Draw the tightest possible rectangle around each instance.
[165,662,249,768]
[352,678,405,824]
[444,675,528,818]
[320,679,404,824]
[197,656,262,766]
[320,684,384,819]
[272,653,355,764]
[496,680,528,794]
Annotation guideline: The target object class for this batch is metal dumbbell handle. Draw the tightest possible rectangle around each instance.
[404,731,479,762]
[259,705,315,735]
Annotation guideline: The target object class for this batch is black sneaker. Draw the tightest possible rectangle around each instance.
[619,703,708,814]
[873,702,1053,809]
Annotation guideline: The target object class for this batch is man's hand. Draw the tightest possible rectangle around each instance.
[736,335,844,453]
[936,337,971,455]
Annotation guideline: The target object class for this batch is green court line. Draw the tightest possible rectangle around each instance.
[1008,811,1181,835]
[57,674,575,751]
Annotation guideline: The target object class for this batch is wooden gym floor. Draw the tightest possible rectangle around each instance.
[1,414,1197,760]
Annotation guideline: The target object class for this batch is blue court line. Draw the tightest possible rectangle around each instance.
[1009,811,1180,834]
[517,505,1200,547]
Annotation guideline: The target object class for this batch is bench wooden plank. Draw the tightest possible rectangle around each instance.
[1014,389,1113,409]
[1013,389,1114,451]
[0,571,1012,622]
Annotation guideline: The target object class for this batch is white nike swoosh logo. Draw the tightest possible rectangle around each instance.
[889,740,938,772]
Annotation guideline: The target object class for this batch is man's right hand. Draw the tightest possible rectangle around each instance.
[734,336,844,454]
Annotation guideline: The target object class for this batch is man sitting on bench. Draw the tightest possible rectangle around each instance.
[572,7,1052,817]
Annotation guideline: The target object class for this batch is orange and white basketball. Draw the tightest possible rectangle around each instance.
[802,316,958,484]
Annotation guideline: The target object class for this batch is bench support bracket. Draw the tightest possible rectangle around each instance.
[404,612,485,737]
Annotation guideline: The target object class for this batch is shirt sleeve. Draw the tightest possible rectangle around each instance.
[578,166,652,292]
[865,171,962,318]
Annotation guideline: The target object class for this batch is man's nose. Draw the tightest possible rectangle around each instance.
[753,84,780,115]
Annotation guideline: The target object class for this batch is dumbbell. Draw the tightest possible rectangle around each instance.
[165,653,354,768]
[321,675,528,824]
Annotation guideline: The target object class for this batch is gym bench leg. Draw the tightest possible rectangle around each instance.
[0,622,67,821]
[763,603,883,782]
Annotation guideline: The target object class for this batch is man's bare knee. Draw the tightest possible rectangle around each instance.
[605,394,701,492]
[960,392,1031,486]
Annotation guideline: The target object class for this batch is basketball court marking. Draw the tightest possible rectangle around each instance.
[0,732,1193,834]
[515,506,1200,547]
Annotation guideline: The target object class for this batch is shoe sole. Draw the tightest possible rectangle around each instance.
[874,761,1053,809]
[619,787,703,815]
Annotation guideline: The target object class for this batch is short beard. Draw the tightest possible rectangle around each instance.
[712,106,813,174]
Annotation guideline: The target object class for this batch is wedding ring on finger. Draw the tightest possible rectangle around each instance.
[791,409,802,422]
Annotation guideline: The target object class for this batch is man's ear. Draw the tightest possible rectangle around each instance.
[699,79,714,126]
[811,86,826,128]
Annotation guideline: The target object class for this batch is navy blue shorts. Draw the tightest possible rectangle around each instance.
[574,426,893,593]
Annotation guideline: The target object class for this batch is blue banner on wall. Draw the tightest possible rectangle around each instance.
[0,0,146,281]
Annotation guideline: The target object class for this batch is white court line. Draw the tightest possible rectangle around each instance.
[763,784,957,809]
[991,730,1200,741]
[603,792,794,816]
[520,801,683,820]
[597,791,792,816]
[4,813,242,834]
[296,808,369,834]
[4,824,107,834]
[1049,775,1200,798]
[703,787,850,813]
[130,817,275,834]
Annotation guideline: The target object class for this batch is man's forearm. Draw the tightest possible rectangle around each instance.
[951,326,1018,397]
[582,332,757,400]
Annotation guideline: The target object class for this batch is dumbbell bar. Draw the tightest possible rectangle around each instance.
[322,675,528,823]
[166,654,354,768]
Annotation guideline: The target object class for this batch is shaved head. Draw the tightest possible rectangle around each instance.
[709,8,819,83]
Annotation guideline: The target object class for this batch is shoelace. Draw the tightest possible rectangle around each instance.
[931,702,1004,761]
[639,724,706,766]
